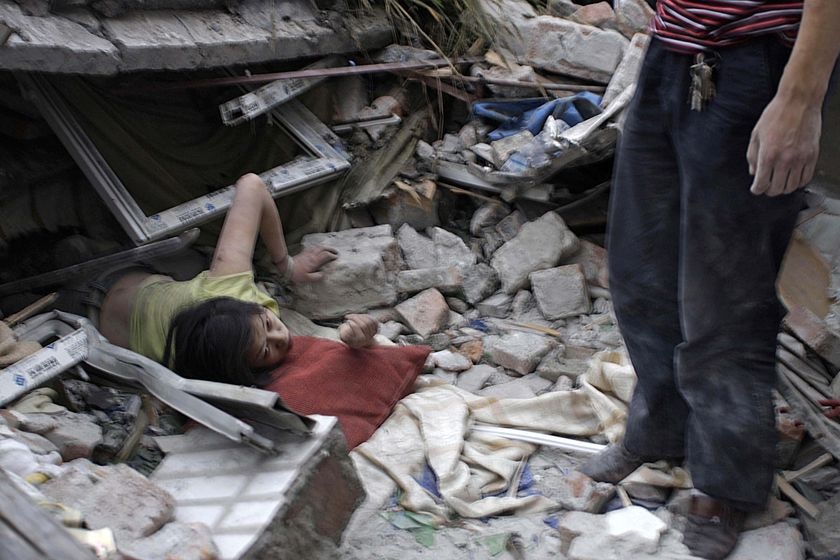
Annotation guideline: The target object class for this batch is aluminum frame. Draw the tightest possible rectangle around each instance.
[18,73,350,245]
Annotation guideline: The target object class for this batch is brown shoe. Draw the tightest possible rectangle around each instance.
[682,494,745,559]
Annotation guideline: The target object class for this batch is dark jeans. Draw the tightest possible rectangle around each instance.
[608,36,803,511]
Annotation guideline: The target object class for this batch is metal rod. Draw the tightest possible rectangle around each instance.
[135,58,479,92]
[433,73,607,93]
[471,424,605,455]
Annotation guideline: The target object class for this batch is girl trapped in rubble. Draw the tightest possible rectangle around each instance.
[97,173,381,382]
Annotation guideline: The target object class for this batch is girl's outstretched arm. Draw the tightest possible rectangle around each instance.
[209,173,336,280]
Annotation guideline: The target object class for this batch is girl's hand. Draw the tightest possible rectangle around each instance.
[338,314,378,348]
[286,246,338,283]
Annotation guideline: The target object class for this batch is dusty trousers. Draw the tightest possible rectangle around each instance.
[607,36,803,511]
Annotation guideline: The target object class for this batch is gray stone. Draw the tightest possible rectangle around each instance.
[524,17,629,84]
[24,411,103,462]
[119,521,218,560]
[592,297,612,315]
[476,292,513,319]
[572,2,619,31]
[457,364,497,393]
[538,355,589,382]
[487,331,553,375]
[479,378,538,399]
[494,210,526,242]
[440,133,465,154]
[475,0,538,59]
[603,33,650,107]
[531,264,591,319]
[481,229,506,260]
[448,310,466,328]
[416,140,435,159]
[0,3,120,74]
[470,202,510,236]
[566,239,609,289]
[458,123,479,149]
[511,289,535,317]
[431,368,457,385]
[614,0,655,36]
[553,375,575,392]
[12,428,59,456]
[40,463,175,543]
[462,263,500,304]
[378,320,404,341]
[491,211,579,293]
[431,350,473,372]
[547,0,577,17]
[429,227,476,269]
[291,225,401,320]
[396,266,463,294]
[424,332,452,351]
[728,522,805,560]
[397,224,437,269]
[395,288,450,338]
[445,297,469,314]
[470,142,496,165]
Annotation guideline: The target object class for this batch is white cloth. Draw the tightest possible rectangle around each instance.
[351,350,637,524]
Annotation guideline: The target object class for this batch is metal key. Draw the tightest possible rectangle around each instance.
[689,52,716,112]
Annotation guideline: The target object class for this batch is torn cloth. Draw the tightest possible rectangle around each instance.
[351,350,636,524]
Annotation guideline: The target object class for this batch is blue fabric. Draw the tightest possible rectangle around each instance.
[473,92,603,141]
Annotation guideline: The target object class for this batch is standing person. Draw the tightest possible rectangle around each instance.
[578,1,840,558]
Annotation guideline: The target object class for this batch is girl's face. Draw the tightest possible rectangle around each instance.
[245,310,291,370]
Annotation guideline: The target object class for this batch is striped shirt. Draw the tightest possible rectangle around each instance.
[652,0,804,53]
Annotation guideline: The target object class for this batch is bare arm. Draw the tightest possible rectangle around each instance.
[748,0,840,196]
[209,173,336,279]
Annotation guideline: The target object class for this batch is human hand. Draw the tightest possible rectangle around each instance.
[819,399,840,419]
[747,94,821,197]
[338,314,378,348]
[287,246,337,283]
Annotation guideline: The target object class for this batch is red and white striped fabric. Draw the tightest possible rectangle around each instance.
[651,0,804,53]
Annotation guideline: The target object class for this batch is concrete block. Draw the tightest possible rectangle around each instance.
[531,264,592,319]
[41,463,175,543]
[291,225,401,320]
[491,211,580,293]
[119,521,219,560]
[487,331,553,375]
[440,133,465,154]
[603,32,650,107]
[430,227,476,269]
[397,224,437,270]
[728,522,805,560]
[476,292,513,318]
[395,288,450,338]
[101,12,204,71]
[491,130,535,166]
[396,266,463,294]
[524,16,629,84]
[605,506,666,554]
[0,3,120,74]
[431,350,473,372]
[457,364,496,393]
[462,263,500,304]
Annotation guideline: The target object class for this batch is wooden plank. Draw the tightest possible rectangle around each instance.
[0,471,95,560]
[775,474,820,518]
[783,453,834,482]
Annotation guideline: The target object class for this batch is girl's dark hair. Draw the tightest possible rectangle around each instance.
[162,297,263,385]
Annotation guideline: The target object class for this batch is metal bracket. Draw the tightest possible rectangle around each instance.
[5,312,313,453]
[18,72,351,245]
